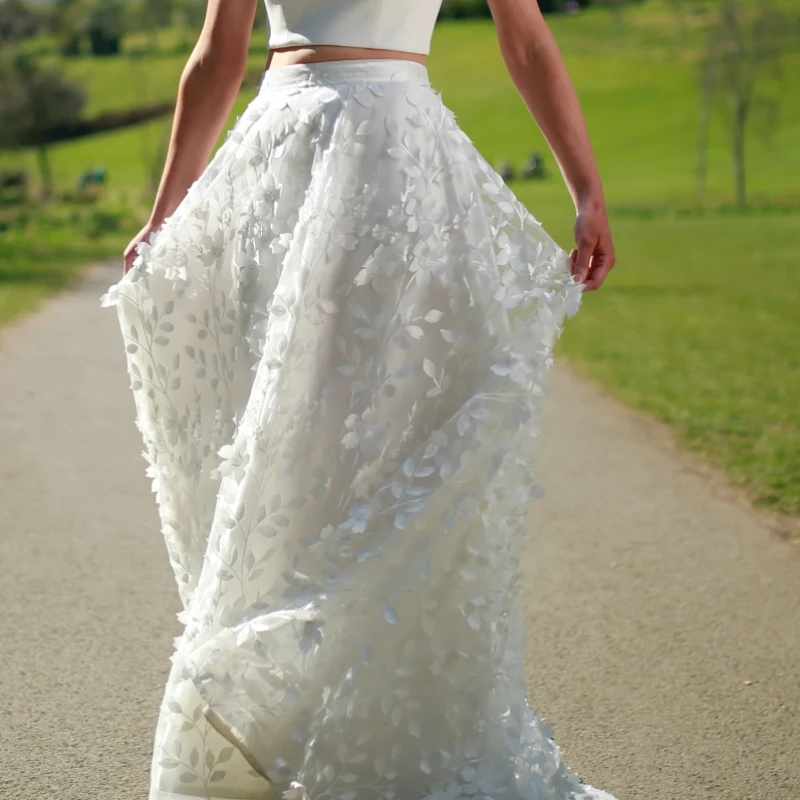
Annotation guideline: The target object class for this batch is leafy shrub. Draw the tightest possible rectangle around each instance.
[86,208,124,238]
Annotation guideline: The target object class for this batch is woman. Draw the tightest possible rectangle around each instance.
[102,0,616,797]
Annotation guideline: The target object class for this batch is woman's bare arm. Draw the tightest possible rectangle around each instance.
[125,0,258,271]
[488,0,615,290]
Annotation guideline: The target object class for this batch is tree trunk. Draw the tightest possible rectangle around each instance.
[732,99,747,208]
[696,79,712,199]
[37,145,53,200]
[612,0,625,30]
[180,20,190,52]
[674,3,685,42]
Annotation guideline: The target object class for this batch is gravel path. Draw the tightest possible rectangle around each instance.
[2,263,798,800]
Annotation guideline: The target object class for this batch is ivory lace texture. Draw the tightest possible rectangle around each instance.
[102,60,616,800]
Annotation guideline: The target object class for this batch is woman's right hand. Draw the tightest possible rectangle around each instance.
[570,198,615,291]
[123,219,161,274]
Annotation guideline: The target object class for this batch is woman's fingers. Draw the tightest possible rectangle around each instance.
[572,207,616,291]
[123,224,155,274]
[123,246,134,274]
[122,235,140,274]
[572,236,593,284]
[583,240,616,291]
[583,261,610,291]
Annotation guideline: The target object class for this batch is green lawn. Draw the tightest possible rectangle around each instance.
[1,1,798,516]
[557,213,799,517]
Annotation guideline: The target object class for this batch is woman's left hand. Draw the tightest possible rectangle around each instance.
[570,200,616,291]
[123,219,161,274]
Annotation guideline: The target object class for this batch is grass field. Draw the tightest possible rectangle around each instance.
[0,205,135,323]
[1,1,798,517]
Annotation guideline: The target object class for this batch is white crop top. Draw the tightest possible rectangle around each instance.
[264,0,444,56]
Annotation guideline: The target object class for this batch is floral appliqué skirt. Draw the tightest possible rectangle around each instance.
[102,60,615,800]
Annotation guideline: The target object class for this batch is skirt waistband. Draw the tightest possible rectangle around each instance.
[258,59,431,92]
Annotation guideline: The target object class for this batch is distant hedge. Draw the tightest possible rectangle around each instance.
[437,0,593,20]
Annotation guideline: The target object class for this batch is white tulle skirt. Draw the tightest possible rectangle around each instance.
[102,60,614,800]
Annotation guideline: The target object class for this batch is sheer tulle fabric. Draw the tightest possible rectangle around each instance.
[102,61,614,800]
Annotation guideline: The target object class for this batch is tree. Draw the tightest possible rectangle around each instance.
[698,0,787,207]
[87,0,125,56]
[54,0,90,57]
[0,53,86,199]
[51,0,128,57]
[137,0,173,53]
[174,0,206,51]
[0,0,39,45]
